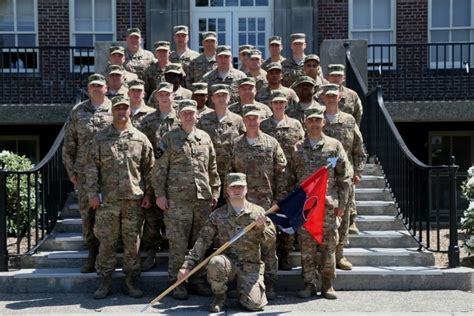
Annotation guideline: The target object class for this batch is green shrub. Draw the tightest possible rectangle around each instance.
[461,166,474,254]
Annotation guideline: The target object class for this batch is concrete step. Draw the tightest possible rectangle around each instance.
[354,215,404,231]
[356,201,398,216]
[60,203,80,219]
[362,164,384,176]
[358,175,386,189]
[0,266,471,293]
[355,188,392,201]
[55,218,82,233]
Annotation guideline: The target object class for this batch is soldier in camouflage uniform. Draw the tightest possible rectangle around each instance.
[238,45,254,73]
[62,74,113,274]
[124,28,156,80]
[246,49,268,93]
[229,104,287,299]
[127,79,155,127]
[186,32,218,87]
[147,81,179,112]
[192,82,214,119]
[169,25,199,81]
[85,95,155,299]
[178,173,269,312]
[152,100,221,299]
[287,76,325,124]
[228,77,273,119]
[143,41,171,98]
[303,54,327,95]
[261,36,286,71]
[260,90,305,270]
[106,45,138,84]
[256,62,299,107]
[164,63,192,102]
[281,33,307,87]
[201,45,247,108]
[289,106,351,300]
[320,84,366,270]
[105,65,128,98]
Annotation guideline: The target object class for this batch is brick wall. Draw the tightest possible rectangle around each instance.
[318,0,349,45]
[38,0,70,46]
[396,0,428,44]
[116,0,147,46]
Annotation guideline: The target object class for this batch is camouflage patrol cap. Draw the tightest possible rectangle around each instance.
[268,36,282,45]
[242,104,261,117]
[210,83,230,95]
[202,32,217,41]
[217,45,232,56]
[321,83,339,96]
[128,79,145,90]
[165,63,184,75]
[328,64,345,76]
[291,75,316,88]
[249,49,262,59]
[109,45,125,55]
[238,77,256,87]
[107,65,124,76]
[192,82,208,95]
[178,99,198,112]
[270,89,288,102]
[266,62,282,71]
[226,173,247,187]
[127,27,141,37]
[157,81,173,93]
[111,95,130,108]
[154,41,171,51]
[304,106,325,120]
[239,44,254,54]
[290,33,306,43]
[173,25,189,35]
[88,73,106,86]
[304,54,320,64]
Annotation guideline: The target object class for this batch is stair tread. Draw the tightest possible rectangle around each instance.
[356,201,396,206]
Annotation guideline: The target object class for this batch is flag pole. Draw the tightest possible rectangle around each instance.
[140,204,280,313]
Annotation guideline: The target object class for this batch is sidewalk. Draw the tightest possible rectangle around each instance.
[0,290,472,315]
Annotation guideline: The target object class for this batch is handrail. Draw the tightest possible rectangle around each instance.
[344,42,461,267]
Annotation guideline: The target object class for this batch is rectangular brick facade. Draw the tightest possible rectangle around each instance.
[318,0,349,46]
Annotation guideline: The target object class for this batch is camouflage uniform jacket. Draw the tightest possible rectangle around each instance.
[172,86,193,101]
[230,132,287,209]
[323,112,366,177]
[106,85,128,99]
[339,86,363,126]
[137,109,180,157]
[197,110,245,177]
[228,100,273,119]
[84,125,155,201]
[62,99,113,178]
[143,62,168,96]
[261,55,286,71]
[286,100,324,124]
[289,135,351,212]
[130,101,156,128]
[169,48,200,77]
[186,53,217,87]
[104,64,138,84]
[246,69,268,94]
[260,115,305,159]
[182,200,266,273]
[197,105,214,119]
[281,56,305,87]
[256,84,299,107]
[152,127,221,200]
[124,47,156,80]
[201,68,247,106]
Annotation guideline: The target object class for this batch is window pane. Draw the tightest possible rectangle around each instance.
[372,31,391,44]
[196,0,209,6]
[226,0,238,5]
[209,18,216,32]
[239,33,246,45]
[95,0,112,32]
[248,32,256,45]
[199,18,207,32]
[353,0,370,29]
[373,0,391,29]
[75,0,92,32]
[17,34,36,46]
[352,31,370,42]
[0,34,15,46]
[75,34,93,46]
[258,46,265,58]
[0,0,14,32]
[453,0,470,27]
[239,18,246,31]
[258,32,265,45]
[211,0,224,6]
[17,0,35,31]
[452,29,469,42]
[432,0,450,28]
[95,34,113,41]
[257,18,265,31]
[248,18,256,31]
[256,0,268,6]
[218,18,225,31]
[452,31,470,63]
[241,0,253,6]
[218,33,225,44]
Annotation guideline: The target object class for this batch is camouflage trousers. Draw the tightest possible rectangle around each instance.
[298,217,339,286]
[277,228,294,258]
[336,183,354,260]
[77,175,99,250]
[94,199,144,276]
[141,205,164,251]
[207,255,267,311]
[164,196,212,282]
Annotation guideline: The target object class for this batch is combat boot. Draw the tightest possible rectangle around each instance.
[124,274,144,298]
[140,250,156,271]
[93,273,112,299]
[81,246,98,273]
[209,293,226,313]
[297,283,317,299]
[172,284,189,300]
[349,214,360,234]
[266,282,276,300]
[192,282,213,297]
[336,257,353,270]
[322,277,337,299]
[278,254,293,271]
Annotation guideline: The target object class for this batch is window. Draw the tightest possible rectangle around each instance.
[69,0,115,72]
[429,0,474,69]
[0,0,38,72]
[0,136,39,164]
[349,0,396,68]
[195,0,268,7]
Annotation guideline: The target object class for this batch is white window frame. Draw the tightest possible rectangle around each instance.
[0,0,39,73]
[68,0,116,73]
[428,0,474,69]
[348,0,396,69]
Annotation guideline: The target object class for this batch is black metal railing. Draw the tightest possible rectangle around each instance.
[367,42,474,101]
[345,43,461,267]
[0,46,94,104]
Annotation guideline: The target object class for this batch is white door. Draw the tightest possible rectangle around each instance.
[232,12,272,58]
[190,12,232,53]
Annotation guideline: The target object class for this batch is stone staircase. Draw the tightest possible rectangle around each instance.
[1,163,472,293]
